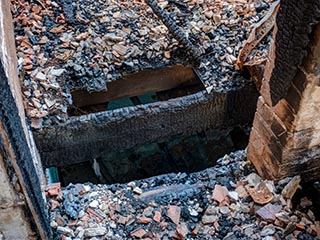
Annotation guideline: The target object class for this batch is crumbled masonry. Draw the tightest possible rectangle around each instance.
[46,151,320,239]
[11,0,272,127]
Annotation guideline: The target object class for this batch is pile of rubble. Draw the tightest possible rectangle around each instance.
[46,150,320,239]
[11,0,274,127]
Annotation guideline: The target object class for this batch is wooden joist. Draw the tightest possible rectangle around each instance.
[34,83,259,167]
[72,65,199,107]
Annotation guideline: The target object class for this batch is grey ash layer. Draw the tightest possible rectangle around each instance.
[44,0,271,90]
[12,0,273,124]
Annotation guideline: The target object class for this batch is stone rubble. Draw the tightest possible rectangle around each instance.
[46,150,320,239]
[11,0,274,127]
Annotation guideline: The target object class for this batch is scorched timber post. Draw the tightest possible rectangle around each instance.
[0,0,51,238]
[247,0,320,182]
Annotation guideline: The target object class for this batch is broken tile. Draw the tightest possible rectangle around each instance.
[153,211,161,222]
[176,223,189,238]
[212,185,228,203]
[256,203,282,222]
[137,217,152,224]
[167,205,181,225]
[130,228,147,238]
[281,176,301,200]
[246,181,274,204]
[46,183,61,197]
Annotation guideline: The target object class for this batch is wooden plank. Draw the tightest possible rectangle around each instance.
[71,65,199,107]
[34,83,259,167]
[0,63,51,238]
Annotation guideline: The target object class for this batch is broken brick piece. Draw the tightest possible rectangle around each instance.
[176,223,189,237]
[46,182,61,197]
[246,181,274,205]
[172,231,182,239]
[86,208,104,223]
[235,185,249,199]
[130,228,147,239]
[192,225,200,235]
[50,199,60,211]
[159,221,168,229]
[137,217,152,224]
[153,210,161,222]
[167,205,181,225]
[281,176,301,200]
[256,203,282,222]
[117,215,129,225]
[212,185,228,203]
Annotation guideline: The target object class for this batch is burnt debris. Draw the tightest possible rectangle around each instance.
[11,0,273,126]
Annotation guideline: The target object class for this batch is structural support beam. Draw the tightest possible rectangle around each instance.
[0,0,51,238]
[34,83,259,167]
[265,0,320,105]
[248,22,320,182]
[72,65,199,107]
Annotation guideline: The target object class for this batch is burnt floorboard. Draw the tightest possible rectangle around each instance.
[34,83,258,167]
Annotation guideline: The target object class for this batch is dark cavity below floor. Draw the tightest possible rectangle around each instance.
[57,126,249,186]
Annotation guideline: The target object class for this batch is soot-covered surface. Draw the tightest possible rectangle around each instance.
[268,0,320,105]
[11,0,274,127]
[0,61,51,237]
[46,150,320,240]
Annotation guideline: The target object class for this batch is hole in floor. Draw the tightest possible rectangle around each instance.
[67,65,204,115]
[44,66,258,187]
[52,126,250,186]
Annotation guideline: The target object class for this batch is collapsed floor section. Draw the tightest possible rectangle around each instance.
[46,150,320,240]
[58,126,249,185]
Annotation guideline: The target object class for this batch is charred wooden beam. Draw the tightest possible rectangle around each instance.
[248,23,320,182]
[0,43,51,240]
[71,65,200,108]
[0,0,51,236]
[144,0,202,62]
[138,183,204,202]
[265,0,320,105]
[34,83,259,167]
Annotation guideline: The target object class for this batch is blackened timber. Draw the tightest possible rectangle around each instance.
[71,65,200,108]
[268,0,320,105]
[0,0,51,237]
[145,0,202,62]
[34,84,259,167]
[248,23,320,182]
[0,58,51,238]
